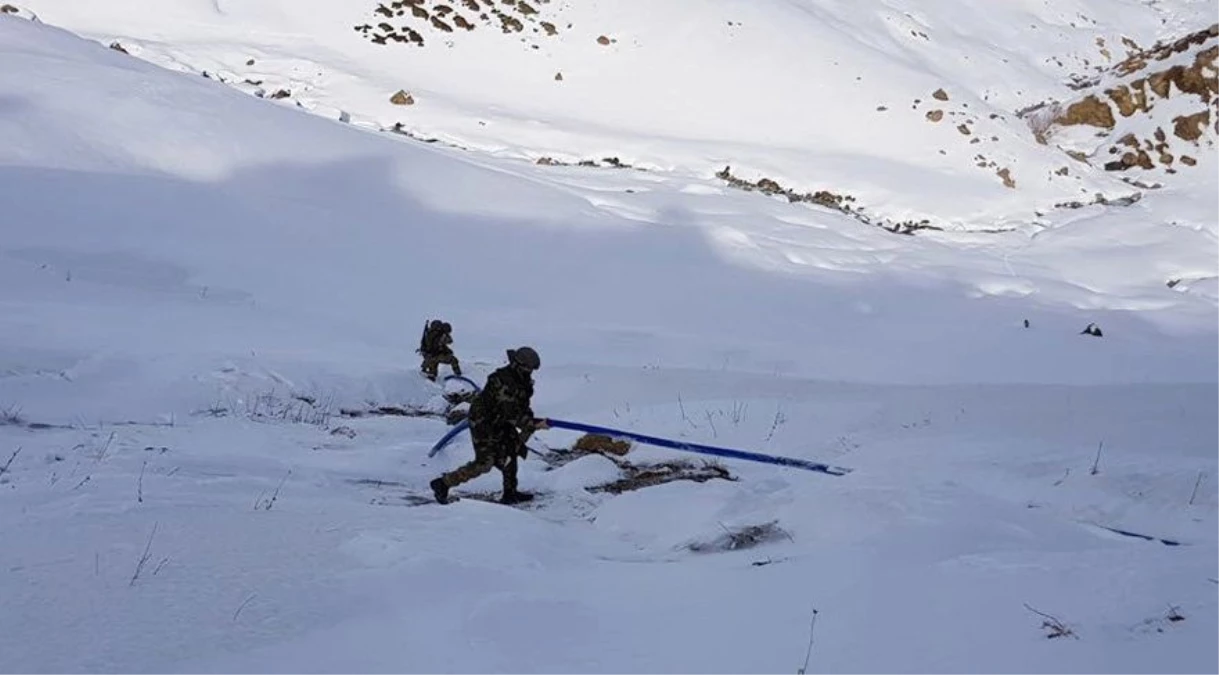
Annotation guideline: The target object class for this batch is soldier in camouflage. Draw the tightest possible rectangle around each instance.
[418,320,462,382]
[430,346,547,505]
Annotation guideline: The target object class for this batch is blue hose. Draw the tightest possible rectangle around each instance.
[427,375,480,458]
[543,418,851,476]
[427,414,850,476]
[429,418,471,457]
[443,375,481,391]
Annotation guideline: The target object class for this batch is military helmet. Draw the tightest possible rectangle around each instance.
[507,346,540,370]
[440,321,452,332]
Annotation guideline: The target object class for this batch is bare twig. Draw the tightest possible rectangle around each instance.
[130,522,159,586]
[797,607,819,674]
[233,593,257,621]
[96,431,117,461]
[137,461,147,503]
[0,447,20,477]
[765,405,786,442]
[730,400,747,426]
[1024,603,1076,639]
[677,394,697,429]
[1090,441,1104,475]
[258,470,292,511]
[704,411,718,438]
[1052,468,1070,486]
[1188,471,1205,506]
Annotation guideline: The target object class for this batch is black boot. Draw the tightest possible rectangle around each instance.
[430,477,451,504]
[498,457,530,504]
[500,490,534,505]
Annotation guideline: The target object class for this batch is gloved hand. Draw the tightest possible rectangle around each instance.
[517,443,529,459]
[533,418,550,430]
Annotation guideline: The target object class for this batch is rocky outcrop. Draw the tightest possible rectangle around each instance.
[355,0,563,48]
[1032,24,1217,179]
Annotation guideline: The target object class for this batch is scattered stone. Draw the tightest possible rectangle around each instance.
[1080,322,1104,337]
[390,89,415,105]
[572,433,631,456]
[932,87,949,101]
[926,109,944,122]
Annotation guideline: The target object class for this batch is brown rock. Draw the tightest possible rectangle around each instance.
[1173,110,1210,140]
[1057,95,1115,128]
[1180,155,1197,166]
[926,109,944,122]
[573,433,632,456]
[932,88,949,101]
[597,35,611,45]
[390,89,415,105]
[1106,85,1139,116]
[554,71,563,81]
[996,167,1016,188]
[956,123,971,135]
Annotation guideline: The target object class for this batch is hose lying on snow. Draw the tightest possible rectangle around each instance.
[428,414,851,476]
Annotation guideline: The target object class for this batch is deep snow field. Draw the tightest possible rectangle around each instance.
[0,3,1216,673]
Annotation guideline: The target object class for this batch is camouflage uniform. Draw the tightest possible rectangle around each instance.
[418,320,461,381]
[433,348,543,503]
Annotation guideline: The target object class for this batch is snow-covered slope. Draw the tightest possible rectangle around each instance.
[17,0,1219,230]
[0,11,1216,674]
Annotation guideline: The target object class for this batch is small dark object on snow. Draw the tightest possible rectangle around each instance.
[1023,319,1030,328]
[1080,322,1103,337]
[591,459,733,494]
[687,520,791,553]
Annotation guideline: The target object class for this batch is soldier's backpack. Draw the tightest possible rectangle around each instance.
[417,320,434,354]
